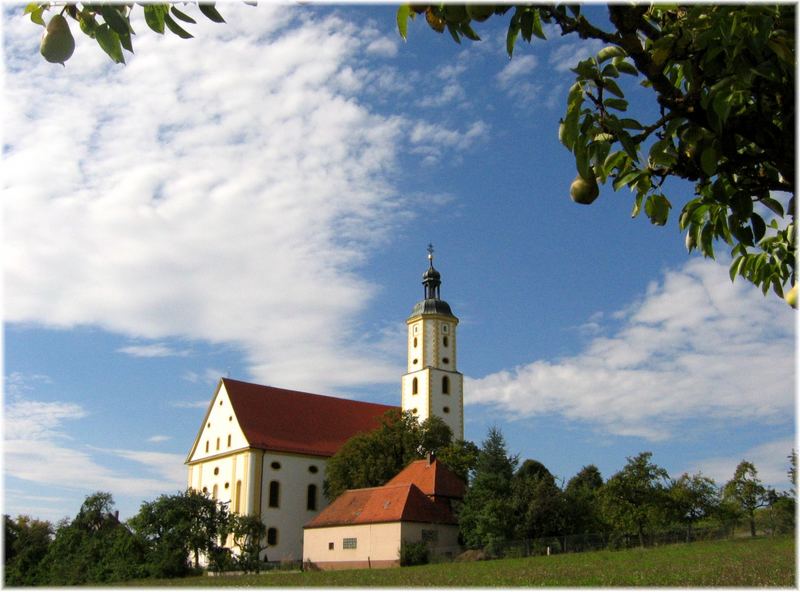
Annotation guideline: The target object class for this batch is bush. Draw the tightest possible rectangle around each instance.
[400,540,429,566]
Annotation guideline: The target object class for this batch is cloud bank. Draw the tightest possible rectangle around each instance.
[467,258,795,441]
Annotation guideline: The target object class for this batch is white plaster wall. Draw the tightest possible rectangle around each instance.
[188,383,249,462]
[257,451,328,562]
[303,523,402,564]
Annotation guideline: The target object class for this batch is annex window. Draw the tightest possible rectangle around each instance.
[442,376,450,394]
[412,377,418,395]
[307,484,318,511]
[267,528,278,546]
[342,537,357,550]
[268,481,280,508]
[421,529,438,543]
[328,542,334,550]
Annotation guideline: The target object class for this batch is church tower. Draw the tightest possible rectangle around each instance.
[401,245,464,440]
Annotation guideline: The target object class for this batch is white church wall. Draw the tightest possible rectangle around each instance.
[188,383,249,463]
[256,451,328,562]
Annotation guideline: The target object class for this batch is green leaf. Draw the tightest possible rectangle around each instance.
[631,193,644,218]
[604,98,628,111]
[531,9,545,40]
[597,45,625,63]
[460,22,480,42]
[95,23,124,64]
[759,196,785,217]
[712,90,732,123]
[644,194,671,226]
[729,255,744,280]
[574,140,592,181]
[559,111,580,150]
[171,6,197,25]
[118,28,133,53]
[613,169,640,191]
[506,22,520,57]
[164,13,193,38]
[700,146,719,176]
[619,118,644,130]
[396,5,411,40]
[100,6,132,35]
[26,3,46,26]
[198,3,226,23]
[602,78,625,98]
[614,59,638,76]
[144,4,166,34]
[751,213,767,243]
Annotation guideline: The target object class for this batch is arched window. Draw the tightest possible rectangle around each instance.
[268,481,280,508]
[412,377,418,395]
[227,434,231,447]
[205,440,209,453]
[234,480,242,513]
[442,376,450,394]
[307,484,318,511]
[267,528,278,546]
[212,484,218,500]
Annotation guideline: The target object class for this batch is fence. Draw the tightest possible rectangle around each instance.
[428,525,736,563]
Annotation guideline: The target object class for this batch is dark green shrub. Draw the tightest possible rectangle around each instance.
[400,540,429,566]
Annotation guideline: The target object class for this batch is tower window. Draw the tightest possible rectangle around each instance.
[267,528,278,546]
[224,482,230,489]
[413,358,418,365]
[442,357,450,365]
[443,325,449,334]
[443,406,450,413]
[443,336,449,347]
[413,337,418,348]
[268,481,280,508]
[412,408,418,414]
[307,484,318,511]
[412,377,418,395]
[442,376,450,394]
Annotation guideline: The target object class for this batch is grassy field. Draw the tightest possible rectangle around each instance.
[125,535,795,587]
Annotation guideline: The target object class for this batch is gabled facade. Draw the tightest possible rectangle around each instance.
[186,379,395,561]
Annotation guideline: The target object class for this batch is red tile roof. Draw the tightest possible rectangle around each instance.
[222,378,397,457]
[385,459,465,500]
[304,483,457,529]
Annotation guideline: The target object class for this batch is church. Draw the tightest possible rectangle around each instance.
[185,248,464,561]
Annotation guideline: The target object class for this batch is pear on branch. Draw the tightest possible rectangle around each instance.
[40,14,75,65]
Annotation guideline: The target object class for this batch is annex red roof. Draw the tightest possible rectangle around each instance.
[222,378,397,457]
[385,458,465,500]
[304,483,457,529]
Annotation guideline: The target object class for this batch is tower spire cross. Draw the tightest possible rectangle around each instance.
[427,243,434,265]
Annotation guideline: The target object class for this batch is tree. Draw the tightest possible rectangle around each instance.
[510,459,564,541]
[323,409,457,500]
[25,2,227,65]
[230,514,267,573]
[562,465,606,537]
[457,427,518,554]
[398,4,795,302]
[668,472,719,541]
[38,492,147,585]
[128,489,231,577]
[723,460,769,537]
[788,449,797,498]
[3,514,53,586]
[600,451,670,547]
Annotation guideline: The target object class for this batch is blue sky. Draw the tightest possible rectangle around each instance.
[3,3,795,523]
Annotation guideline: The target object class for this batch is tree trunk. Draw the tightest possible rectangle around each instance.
[638,525,645,548]
[749,513,757,537]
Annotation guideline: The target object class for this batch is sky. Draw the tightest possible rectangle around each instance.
[2,3,796,523]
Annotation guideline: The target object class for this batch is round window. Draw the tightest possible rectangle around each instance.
[309,465,319,474]
[443,406,450,413]
[271,461,281,470]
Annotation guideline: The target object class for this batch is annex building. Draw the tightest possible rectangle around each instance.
[185,249,465,561]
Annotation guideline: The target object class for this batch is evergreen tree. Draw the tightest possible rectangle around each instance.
[458,427,518,554]
[511,459,564,540]
[563,465,605,537]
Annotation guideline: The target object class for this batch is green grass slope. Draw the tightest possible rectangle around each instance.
[126,535,795,587]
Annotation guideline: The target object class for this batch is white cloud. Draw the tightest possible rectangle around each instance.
[147,435,172,443]
[549,38,605,72]
[366,37,398,58]
[409,120,489,165]
[688,438,796,490]
[467,258,795,441]
[4,397,184,496]
[3,5,464,394]
[117,343,190,358]
[496,54,538,89]
[170,400,211,409]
